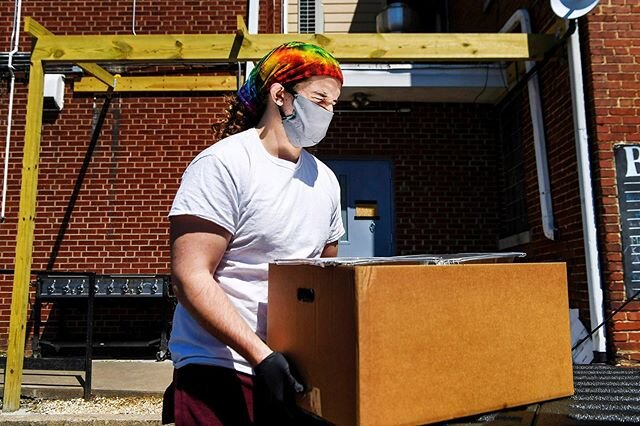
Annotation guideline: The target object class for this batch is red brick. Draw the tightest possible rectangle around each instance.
[615,342,640,351]
[613,332,629,342]
[612,321,640,331]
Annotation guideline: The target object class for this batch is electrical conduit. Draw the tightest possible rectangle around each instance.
[2,0,22,222]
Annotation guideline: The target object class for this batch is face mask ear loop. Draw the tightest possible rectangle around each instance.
[279,106,289,120]
[280,91,298,121]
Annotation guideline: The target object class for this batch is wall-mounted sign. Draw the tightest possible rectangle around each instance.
[614,145,640,298]
[354,200,379,220]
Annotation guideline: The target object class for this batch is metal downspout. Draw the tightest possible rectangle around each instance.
[282,0,289,34]
[567,20,607,358]
[132,0,138,35]
[244,0,260,81]
[500,8,556,240]
[248,0,260,33]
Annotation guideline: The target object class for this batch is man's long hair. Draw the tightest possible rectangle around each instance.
[212,95,263,141]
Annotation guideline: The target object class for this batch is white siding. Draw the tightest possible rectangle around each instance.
[288,1,299,33]
[288,0,385,34]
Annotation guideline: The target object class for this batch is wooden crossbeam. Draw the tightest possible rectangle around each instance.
[237,15,248,37]
[31,32,556,63]
[25,17,116,88]
[74,75,240,92]
[23,17,52,39]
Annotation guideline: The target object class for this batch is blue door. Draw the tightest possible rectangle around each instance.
[324,159,394,257]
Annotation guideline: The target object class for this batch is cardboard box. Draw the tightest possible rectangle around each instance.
[267,261,574,426]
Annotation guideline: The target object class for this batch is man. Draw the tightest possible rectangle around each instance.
[162,42,344,425]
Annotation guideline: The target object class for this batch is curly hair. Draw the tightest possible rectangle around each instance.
[212,95,264,141]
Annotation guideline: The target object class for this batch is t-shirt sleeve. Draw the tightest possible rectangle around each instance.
[326,178,345,244]
[169,154,239,235]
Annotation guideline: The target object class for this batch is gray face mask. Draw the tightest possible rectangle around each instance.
[281,94,334,148]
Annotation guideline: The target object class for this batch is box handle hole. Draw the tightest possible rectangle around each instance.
[297,288,315,303]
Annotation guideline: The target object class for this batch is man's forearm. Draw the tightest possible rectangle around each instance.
[174,271,272,366]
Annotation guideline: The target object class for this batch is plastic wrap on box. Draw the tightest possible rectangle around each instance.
[274,252,526,267]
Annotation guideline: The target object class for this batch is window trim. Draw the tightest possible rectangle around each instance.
[498,230,531,250]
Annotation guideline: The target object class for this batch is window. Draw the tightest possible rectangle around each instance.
[498,95,529,245]
[299,0,323,33]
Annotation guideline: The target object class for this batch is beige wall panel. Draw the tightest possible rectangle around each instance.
[288,0,384,33]
[323,4,358,14]
[324,22,380,33]
[325,0,383,33]
[288,0,298,30]
[323,22,352,33]
[325,13,378,24]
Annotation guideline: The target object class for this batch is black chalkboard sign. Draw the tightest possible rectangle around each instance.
[615,145,640,298]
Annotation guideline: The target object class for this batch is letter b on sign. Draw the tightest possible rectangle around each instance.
[625,146,640,177]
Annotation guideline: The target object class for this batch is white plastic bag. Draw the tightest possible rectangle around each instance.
[570,309,594,364]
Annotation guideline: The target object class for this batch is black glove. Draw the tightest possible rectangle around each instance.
[253,351,305,425]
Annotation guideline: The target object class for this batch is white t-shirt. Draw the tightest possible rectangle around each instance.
[168,128,344,374]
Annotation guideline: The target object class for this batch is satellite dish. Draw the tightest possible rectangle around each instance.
[550,0,600,19]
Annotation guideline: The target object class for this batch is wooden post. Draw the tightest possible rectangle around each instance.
[2,59,45,412]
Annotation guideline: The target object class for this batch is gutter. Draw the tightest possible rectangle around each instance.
[567,20,607,359]
[248,0,259,34]
[282,0,288,34]
[244,0,260,80]
[500,9,556,241]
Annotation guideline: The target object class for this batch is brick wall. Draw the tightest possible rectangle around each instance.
[585,1,640,364]
[315,103,500,254]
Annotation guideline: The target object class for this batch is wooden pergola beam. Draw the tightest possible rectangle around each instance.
[237,15,248,37]
[25,17,116,88]
[74,75,240,92]
[32,32,557,63]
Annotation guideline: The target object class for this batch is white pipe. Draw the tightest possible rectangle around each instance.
[567,20,607,355]
[282,0,289,34]
[248,0,259,34]
[500,9,556,240]
[245,0,260,80]
[132,0,137,35]
[2,0,22,222]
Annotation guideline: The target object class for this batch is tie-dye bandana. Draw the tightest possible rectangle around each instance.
[237,42,343,119]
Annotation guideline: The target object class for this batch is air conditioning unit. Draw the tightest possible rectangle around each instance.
[44,74,65,111]
[376,1,446,33]
[376,2,420,33]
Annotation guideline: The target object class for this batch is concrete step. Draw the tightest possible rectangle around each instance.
[0,359,173,399]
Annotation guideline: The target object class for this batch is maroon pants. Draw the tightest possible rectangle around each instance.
[162,364,255,426]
